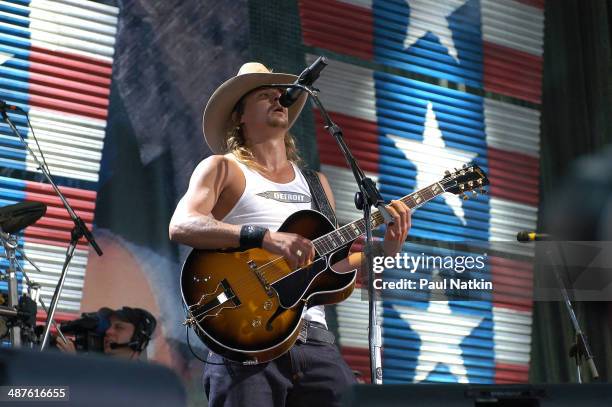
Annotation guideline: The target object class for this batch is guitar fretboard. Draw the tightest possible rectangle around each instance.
[312,181,446,256]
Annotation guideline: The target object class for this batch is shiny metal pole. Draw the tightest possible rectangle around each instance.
[1,230,21,347]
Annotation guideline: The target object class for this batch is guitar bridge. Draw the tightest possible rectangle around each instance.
[248,260,274,297]
[188,279,241,321]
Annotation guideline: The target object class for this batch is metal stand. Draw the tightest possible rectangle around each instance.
[40,228,81,349]
[1,229,21,346]
[1,107,102,351]
[547,244,599,382]
[317,97,391,384]
[271,67,393,383]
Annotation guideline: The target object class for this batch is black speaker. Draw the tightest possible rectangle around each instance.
[0,348,186,406]
[342,384,612,407]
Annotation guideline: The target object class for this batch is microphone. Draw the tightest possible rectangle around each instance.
[109,341,139,350]
[516,231,552,242]
[279,56,328,108]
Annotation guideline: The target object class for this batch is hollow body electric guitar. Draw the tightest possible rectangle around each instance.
[181,165,489,364]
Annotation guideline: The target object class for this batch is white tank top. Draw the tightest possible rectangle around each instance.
[222,158,327,327]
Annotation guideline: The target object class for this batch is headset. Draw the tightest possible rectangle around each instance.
[109,308,157,353]
[130,308,157,352]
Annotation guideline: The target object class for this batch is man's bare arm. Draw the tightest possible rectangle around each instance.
[169,156,241,249]
[169,156,316,268]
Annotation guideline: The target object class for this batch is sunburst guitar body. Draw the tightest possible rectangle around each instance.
[181,210,355,364]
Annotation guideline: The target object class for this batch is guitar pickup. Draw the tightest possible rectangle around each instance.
[248,260,274,297]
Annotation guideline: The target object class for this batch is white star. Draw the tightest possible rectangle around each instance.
[404,0,470,62]
[393,270,484,382]
[0,52,13,65]
[386,101,477,225]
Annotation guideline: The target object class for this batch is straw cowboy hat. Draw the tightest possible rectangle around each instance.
[202,62,308,154]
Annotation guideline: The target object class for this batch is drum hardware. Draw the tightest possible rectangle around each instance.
[0,201,66,347]
[1,103,103,351]
[10,245,69,346]
[0,202,45,348]
[0,201,47,234]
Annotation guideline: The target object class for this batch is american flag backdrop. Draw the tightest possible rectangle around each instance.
[298,0,543,383]
[0,0,545,385]
[0,0,118,325]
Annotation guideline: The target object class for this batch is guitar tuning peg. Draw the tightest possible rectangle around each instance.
[444,170,451,176]
[462,164,467,168]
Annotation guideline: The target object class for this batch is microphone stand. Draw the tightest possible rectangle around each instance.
[270,82,393,384]
[546,243,599,382]
[0,107,103,351]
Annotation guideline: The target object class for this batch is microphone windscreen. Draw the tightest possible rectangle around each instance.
[516,231,532,242]
[279,89,298,108]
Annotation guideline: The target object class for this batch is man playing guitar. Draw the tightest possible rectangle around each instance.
[169,62,410,407]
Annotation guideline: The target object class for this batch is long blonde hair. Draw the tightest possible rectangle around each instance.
[225,98,302,170]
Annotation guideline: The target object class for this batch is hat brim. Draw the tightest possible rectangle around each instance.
[202,72,308,154]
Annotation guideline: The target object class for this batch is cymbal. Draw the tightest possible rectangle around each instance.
[0,201,47,234]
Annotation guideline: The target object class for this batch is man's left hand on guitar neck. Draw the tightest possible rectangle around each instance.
[381,199,411,257]
[330,199,411,274]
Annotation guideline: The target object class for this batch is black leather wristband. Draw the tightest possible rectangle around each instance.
[239,225,268,250]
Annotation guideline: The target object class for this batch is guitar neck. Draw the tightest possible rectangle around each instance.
[312,181,446,256]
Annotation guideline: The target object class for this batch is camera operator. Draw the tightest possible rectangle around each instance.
[56,306,156,360]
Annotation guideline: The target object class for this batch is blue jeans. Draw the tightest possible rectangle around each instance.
[203,341,356,407]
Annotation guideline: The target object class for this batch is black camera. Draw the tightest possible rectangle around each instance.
[46,309,110,353]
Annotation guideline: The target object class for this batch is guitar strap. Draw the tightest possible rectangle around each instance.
[300,168,338,228]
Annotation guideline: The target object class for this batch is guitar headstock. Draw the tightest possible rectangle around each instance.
[440,164,489,200]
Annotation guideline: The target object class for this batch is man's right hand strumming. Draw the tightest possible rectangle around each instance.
[262,231,315,269]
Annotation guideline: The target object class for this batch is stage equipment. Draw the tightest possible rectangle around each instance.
[0,201,46,233]
[279,56,328,107]
[517,236,599,381]
[516,231,552,242]
[0,103,103,351]
[46,309,112,353]
[0,201,46,347]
